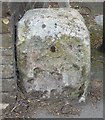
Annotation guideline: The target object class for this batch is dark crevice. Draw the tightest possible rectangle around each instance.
[11,2,46,95]
[1,76,15,79]
[50,45,56,52]
[98,44,105,53]
[14,25,19,78]
[14,23,26,94]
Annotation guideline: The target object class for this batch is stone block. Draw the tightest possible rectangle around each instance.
[1,78,17,92]
[0,33,13,49]
[1,92,16,104]
[1,65,15,79]
[17,8,90,101]
[1,55,14,65]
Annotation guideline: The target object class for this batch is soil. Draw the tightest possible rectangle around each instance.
[2,79,103,118]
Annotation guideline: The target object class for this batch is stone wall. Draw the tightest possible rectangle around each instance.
[1,2,46,104]
[1,3,17,104]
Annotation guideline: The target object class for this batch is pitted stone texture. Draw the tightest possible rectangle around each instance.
[1,55,14,65]
[2,78,17,92]
[1,48,13,56]
[18,8,89,47]
[1,34,13,48]
[17,8,90,97]
[1,92,16,104]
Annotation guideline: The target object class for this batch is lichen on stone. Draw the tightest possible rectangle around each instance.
[17,8,90,99]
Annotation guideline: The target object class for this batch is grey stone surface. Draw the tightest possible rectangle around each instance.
[2,78,17,92]
[95,15,103,26]
[1,34,13,48]
[1,48,13,56]
[0,2,17,105]
[0,18,2,34]
[17,8,90,101]
[1,64,15,79]
[1,92,16,104]
[1,55,14,65]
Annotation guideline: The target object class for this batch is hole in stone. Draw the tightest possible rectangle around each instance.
[34,67,43,78]
[6,11,11,16]
[65,16,68,19]
[77,45,81,47]
[78,83,85,98]
[78,49,81,52]
[73,64,80,70]
[50,45,56,52]
[27,78,34,83]
[42,24,46,28]
[69,45,72,50]
[55,23,57,28]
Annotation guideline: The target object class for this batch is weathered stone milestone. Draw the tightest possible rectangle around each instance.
[17,8,90,102]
